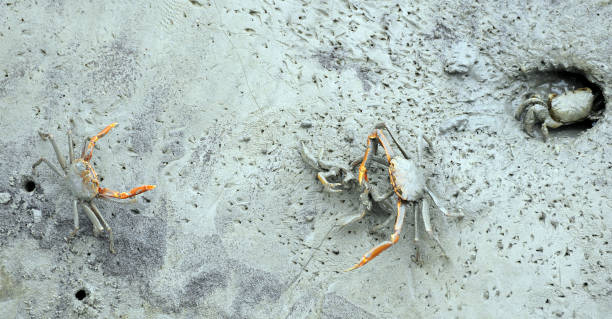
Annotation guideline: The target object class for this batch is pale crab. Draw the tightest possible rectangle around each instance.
[301,123,463,270]
[300,140,396,229]
[515,87,602,141]
[32,123,156,253]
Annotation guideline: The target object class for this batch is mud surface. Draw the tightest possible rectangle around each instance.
[0,0,610,318]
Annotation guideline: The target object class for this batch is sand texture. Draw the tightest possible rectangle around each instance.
[0,0,610,318]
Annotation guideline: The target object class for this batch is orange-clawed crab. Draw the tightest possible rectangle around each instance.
[32,123,155,253]
[347,123,463,271]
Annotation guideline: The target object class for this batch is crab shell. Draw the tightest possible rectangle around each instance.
[549,87,595,123]
[388,157,426,201]
[67,159,100,200]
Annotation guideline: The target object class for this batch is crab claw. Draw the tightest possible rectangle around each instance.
[318,174,343,193]
[515,95,545,120]
[301,141,356,193]
[358,163,368,184]
[299,142,320,170]
[98,185,156,199]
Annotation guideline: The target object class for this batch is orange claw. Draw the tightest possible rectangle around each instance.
[358,129,395,185]
[98,185,156,199]
[346,199,406,271]
[358,154,369,184]
[83,122,118,161]
[346,242,394,271]
[358,132,376,184]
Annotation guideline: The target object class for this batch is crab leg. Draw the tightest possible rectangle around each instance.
[32,158,64,177]
[351,156,388,168]
[522,107,538,138]
[339,209,368,227]
[358,129,395,184]
[541,117,563,142]
[81,203,104,236]
[421,197,448,256]
[347,199,406,271]
[98,185,156,199]
[300,142,354,193]
[69,200,80,237]
[83,123,117,161]
[37,132,67,172]
[372,213,396,232]
[317,170,343,193]
[416,132,433,163]
[80,136,89,160]
[68,130,74,164]
[414,201,420,241]
[339,187,372,227]
[375,123,409,159]
[299,142,321,170]
[515,97,546,120]
[424,184,463,217]
[89,202,115,253]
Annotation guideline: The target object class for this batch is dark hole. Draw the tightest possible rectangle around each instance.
[24,180,36,192]
[75,289,87,300]
[130,209,140,215]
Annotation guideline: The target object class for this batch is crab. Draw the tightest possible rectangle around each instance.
[32,123,156,253]
[515,87,602,141]
[300,141,397,229]
[301,123,463,271]
[299,143,357,193]
[346,123,464,270]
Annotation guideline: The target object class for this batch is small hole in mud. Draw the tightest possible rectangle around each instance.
[23,180,36,192]
[75,289,88,300]
[517,70,606,139]
[130,209,140,214]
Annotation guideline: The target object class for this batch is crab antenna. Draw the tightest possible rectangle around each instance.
[375,123,409,159]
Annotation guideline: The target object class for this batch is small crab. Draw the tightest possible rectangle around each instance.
[515,87,602,141]
[299,143,357,193]
[32,123,156,253]
[300,141,396,228]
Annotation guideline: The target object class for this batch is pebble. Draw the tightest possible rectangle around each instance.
[0,192,11,204]
[300,121,313,128]
[31,209,42,223]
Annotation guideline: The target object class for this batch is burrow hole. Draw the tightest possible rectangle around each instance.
[23,179,36,192]
[75,289,88,301]
[519,69,606,138]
